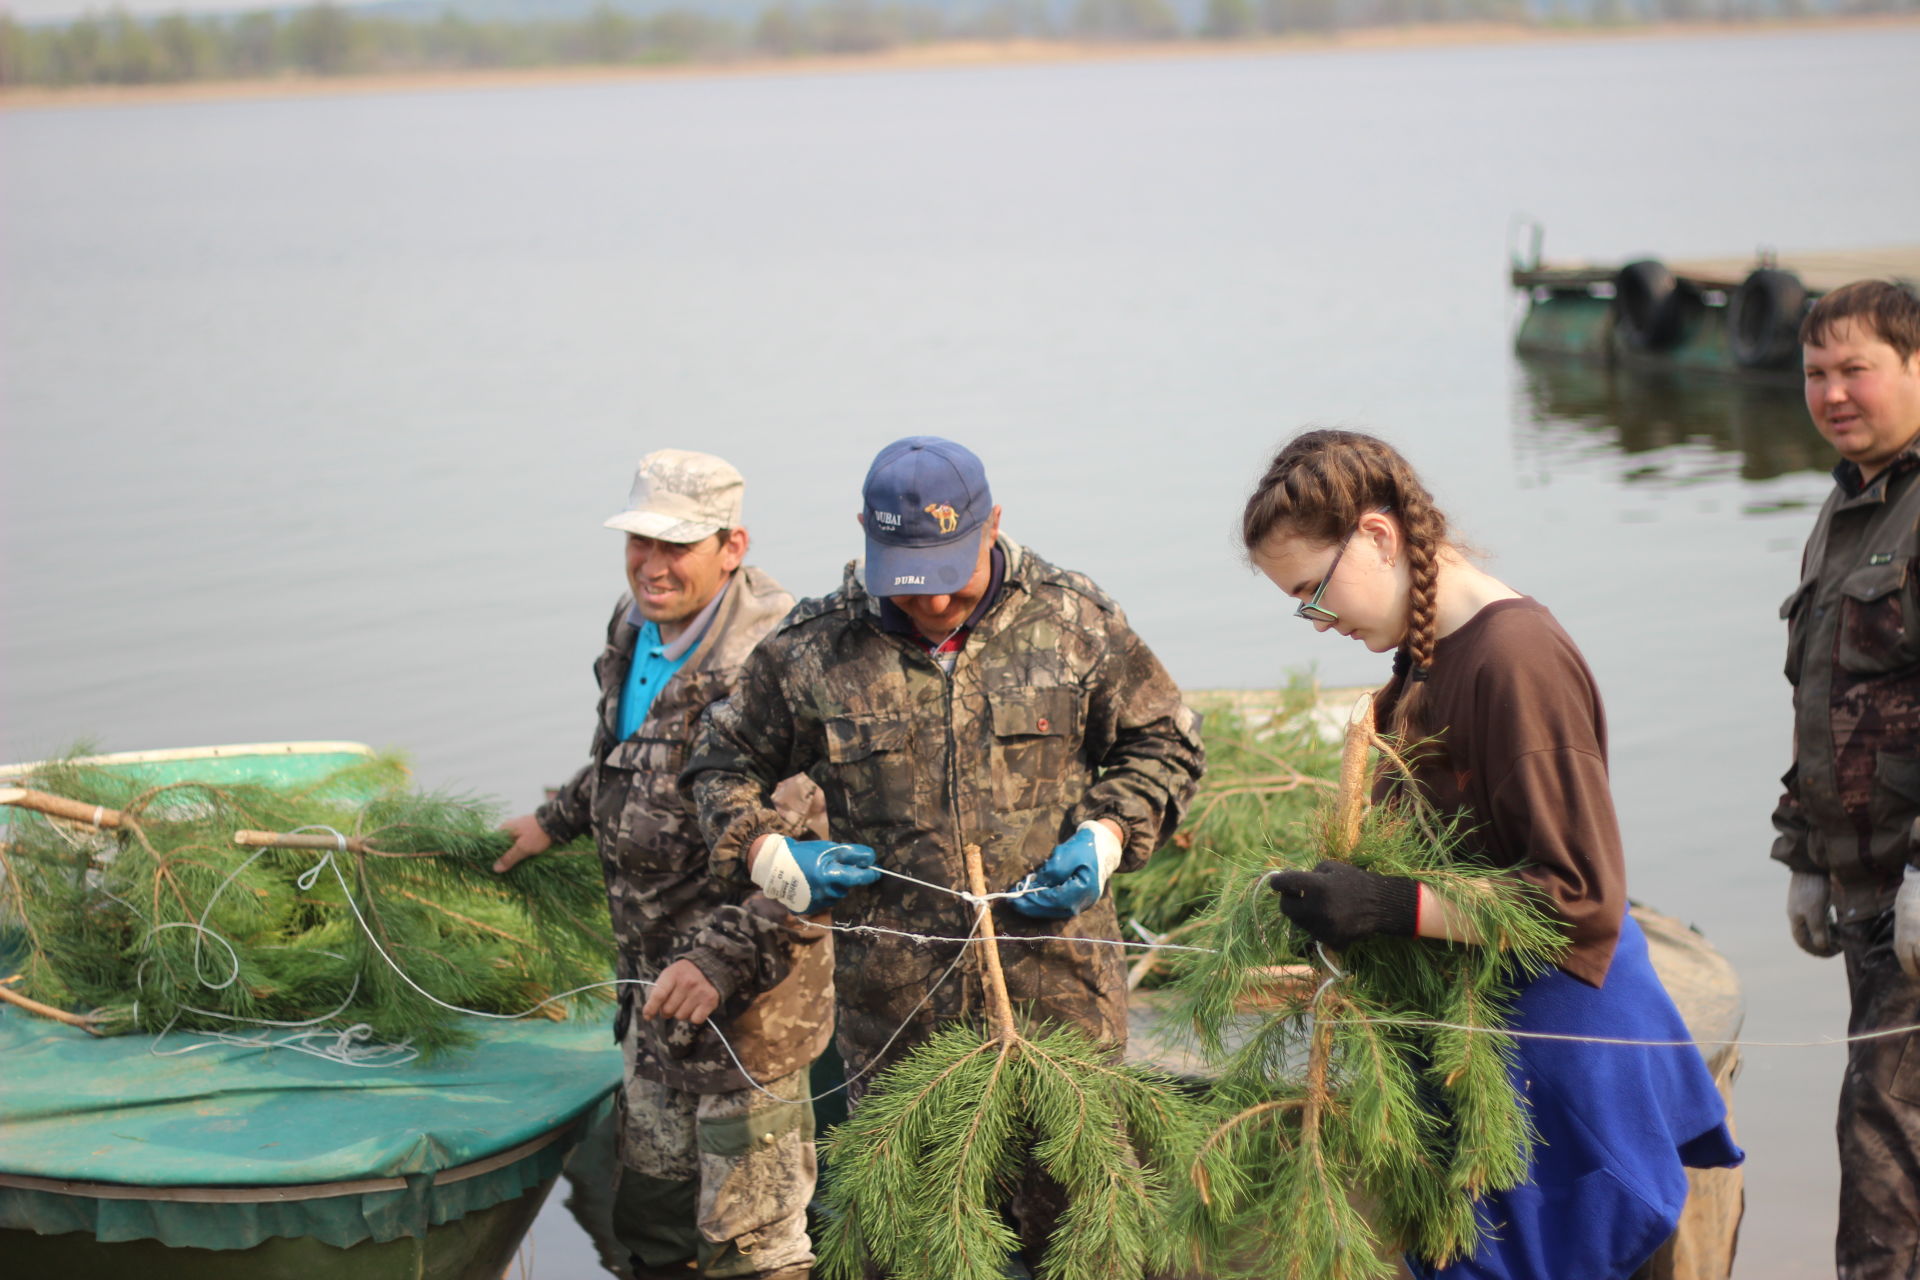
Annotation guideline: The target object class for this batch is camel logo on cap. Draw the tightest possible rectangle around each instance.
[924,503,959,534]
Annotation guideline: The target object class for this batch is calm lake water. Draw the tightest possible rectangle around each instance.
[5,25,1919,1277]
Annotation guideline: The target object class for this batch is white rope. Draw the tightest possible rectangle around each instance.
[44,807,110,853]
[99,889,149,922]
[760,912,985,1107]
[149,1019,421,1068]
[787,851,1201,952]
[870,862,1037,905]
[115,827,987,1100]
[187,840,285,985]
[67,820,1920,1077]
[1345,1012,1884,1052]
[305,844,601,1023]
[1282,948,1879,1052]
[150,922,243,990]
[183,976,363,1030]
[1311,942,1345,1006]
[795,913,1215,954]
[133,826,341,994]
[293,837,984,1103]
[1297,942,1345,1045]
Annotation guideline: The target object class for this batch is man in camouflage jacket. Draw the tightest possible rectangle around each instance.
[1774,282,1920,1279]
[684,436,1203,1261]
[496,450,828,1280]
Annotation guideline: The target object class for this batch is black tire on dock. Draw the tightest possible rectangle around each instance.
[1614,259,1699,353]
[1728,267,1809,370]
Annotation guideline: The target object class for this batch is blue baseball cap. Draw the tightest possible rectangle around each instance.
[861,436,994,597]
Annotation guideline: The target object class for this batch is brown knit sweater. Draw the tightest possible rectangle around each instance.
[1373,597,1625,986]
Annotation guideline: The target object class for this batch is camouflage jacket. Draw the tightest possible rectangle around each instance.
[538,566,833,1093]
[1774,444,1920,921]
[683,537,1205,1083]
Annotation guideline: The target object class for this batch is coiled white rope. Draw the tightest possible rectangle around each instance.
[24,821,1893,1089]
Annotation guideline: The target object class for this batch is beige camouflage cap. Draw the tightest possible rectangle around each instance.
[604,449,744,543]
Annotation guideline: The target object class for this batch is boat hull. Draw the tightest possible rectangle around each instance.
[0,1174,555,1280]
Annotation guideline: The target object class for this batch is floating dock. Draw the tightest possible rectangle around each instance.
[1510,238,1920,380]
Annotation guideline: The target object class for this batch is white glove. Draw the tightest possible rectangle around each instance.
[1895,875,1920,980]
[1786,870,1838,958]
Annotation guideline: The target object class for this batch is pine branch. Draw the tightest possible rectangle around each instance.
[0,752,614,1057]
[1169,703,1569,1278]
[1115,681,1344,938]
[815,845,1216,1280]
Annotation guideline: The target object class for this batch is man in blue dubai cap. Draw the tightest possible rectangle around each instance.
[684,435,1205,1268]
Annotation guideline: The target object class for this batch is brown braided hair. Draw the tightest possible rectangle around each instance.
[1241,430,1451,741]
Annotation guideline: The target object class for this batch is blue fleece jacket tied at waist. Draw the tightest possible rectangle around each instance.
[1411,913,1743,1280]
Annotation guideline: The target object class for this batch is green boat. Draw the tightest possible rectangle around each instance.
[0,742,624,1280]
[1509,229,1919,381]
[2,738,1747,1279]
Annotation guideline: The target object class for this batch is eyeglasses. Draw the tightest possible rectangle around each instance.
[1295,528,1359,624]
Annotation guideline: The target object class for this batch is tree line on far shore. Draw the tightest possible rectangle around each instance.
[0,0,1910,90]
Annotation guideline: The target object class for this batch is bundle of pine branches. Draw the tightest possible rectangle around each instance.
[813,844,1228,1280]
[1169,707,1568,1279]
[0,753,613,1056]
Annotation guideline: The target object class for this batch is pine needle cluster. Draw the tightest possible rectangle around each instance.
[1114,682,1340,939]
[814,1022,1218,1280]
[813,843,1230,1280]
[0,753,613,1056]
[1169,768,1568,1277]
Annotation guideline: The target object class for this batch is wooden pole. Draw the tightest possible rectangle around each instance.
[0,788,124,830]
[961,842,1018,1044]
[232,831,449,859]
[0,982,104,1035]
[233,829,372,853]
[1334,694,1376,856]
[1299,696,1380,1160]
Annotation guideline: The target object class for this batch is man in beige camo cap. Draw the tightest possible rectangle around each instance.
[496,448,827,1280]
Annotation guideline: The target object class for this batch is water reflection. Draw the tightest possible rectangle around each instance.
[1512,354,1830,508]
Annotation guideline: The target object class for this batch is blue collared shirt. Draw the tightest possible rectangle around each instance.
[616,578,731,739]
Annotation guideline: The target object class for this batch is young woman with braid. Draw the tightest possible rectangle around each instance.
[1245,430,1742,1280]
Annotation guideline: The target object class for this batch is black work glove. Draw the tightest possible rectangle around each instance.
[1266,860,1420,950]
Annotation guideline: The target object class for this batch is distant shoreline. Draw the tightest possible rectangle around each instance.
[4,14,1916,112]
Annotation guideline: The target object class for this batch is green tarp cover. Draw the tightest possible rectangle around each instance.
[1,744,380,795]
[0,1012,621,1250]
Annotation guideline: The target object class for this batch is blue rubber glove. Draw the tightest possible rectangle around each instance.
[1008,821,1124,920]
[750,836,881,915]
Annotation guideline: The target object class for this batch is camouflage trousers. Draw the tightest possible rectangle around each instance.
[1837,909,1920,1280]
[613,1044,815,1279]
